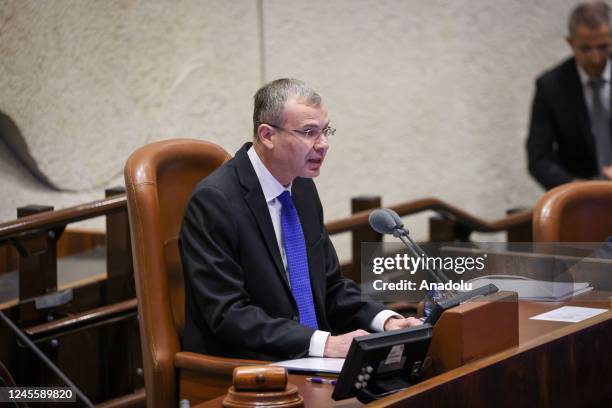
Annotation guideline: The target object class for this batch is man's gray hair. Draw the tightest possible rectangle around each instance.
[568,1,610,37]
[253,78,322,139]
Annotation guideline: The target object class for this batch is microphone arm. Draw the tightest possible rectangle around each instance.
[391,223,450,285]
[394,233,444,285]
[403,233,450,284]
[384,207,457,295]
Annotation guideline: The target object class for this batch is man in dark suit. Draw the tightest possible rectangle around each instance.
[179,79,421,361]
[527,1,612,190]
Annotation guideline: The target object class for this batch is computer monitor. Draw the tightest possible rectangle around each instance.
[332,324,433,403]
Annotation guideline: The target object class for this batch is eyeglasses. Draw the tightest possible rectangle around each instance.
[267,123,336,142]
[578,43,610,56]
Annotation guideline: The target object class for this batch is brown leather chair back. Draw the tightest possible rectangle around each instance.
[124,139,231,406]
[533,181,612,242]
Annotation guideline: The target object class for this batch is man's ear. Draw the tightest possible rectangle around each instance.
[257,124,275,149]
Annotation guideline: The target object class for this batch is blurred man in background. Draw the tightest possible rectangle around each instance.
[527,1,612,190]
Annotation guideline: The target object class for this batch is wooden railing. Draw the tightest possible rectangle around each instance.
[0,196,126,241]
[0,191,533,335]
[0,191,533,306]
[0,190,532,406]
[0,188,139,406]
[1,193,533,287]
[327,196,532,281]
[326,198,532,234]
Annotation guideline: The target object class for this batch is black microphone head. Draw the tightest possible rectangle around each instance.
[368,209,397,235]
[383,208,409,236]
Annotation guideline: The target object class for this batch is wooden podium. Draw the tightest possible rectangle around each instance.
[426,290,519,375]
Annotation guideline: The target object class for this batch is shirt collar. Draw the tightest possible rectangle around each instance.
[577,58,611,85]
[247,145,291,203]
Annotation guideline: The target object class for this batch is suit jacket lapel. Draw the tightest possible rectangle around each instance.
[235,143,289,289]
[566,60,596,154]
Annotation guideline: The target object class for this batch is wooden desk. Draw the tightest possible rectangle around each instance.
[197,296,612,407]
[196,373,355,408]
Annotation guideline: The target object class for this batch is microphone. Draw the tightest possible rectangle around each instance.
[368,208,449,284]
[368,208,406,237]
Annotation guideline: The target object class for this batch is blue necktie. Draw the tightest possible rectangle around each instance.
[278,191,318,329]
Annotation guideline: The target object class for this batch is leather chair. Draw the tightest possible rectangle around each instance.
[124,139,261,407]
[533,180,612,242]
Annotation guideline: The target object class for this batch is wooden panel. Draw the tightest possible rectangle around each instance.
[197,298,612,408]
[0,245,19,275]
[105,187,134,305]
[377,311,612,408]
[56,229,105,258]
[17,205,56,300]
[426,291,519,374]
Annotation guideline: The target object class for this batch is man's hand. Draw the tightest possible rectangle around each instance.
[384,316,423,331]
[602,165,612,180]
[323,329,369,358]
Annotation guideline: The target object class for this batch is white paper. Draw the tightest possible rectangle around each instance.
[529,306,608,323]
[270,357,345,374]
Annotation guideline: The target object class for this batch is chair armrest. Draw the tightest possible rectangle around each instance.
[174,351,268,376]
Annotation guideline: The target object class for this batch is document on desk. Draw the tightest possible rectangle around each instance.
[467,277,592,301]
[270,358,345,374]
[529,306,608,323]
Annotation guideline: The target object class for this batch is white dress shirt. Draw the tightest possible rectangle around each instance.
[247,146,398,357]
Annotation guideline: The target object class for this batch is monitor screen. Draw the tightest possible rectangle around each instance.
[332,324,433,403]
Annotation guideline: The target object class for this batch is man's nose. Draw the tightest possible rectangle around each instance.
[590,52,603,63]
[587,48,606,62]
[314,135,330,151]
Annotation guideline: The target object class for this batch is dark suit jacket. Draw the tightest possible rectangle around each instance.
[526,57,602,190]
[179,143,385,361]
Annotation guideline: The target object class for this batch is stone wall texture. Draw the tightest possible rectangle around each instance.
[0,0,584,258]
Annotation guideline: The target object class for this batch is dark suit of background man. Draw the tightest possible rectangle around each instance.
[527,1,612,190]
[179,78,421,361]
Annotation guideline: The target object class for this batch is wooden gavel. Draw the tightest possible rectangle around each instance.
[222,366,304,407]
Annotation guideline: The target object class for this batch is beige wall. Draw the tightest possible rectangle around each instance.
[0,0,585,258]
